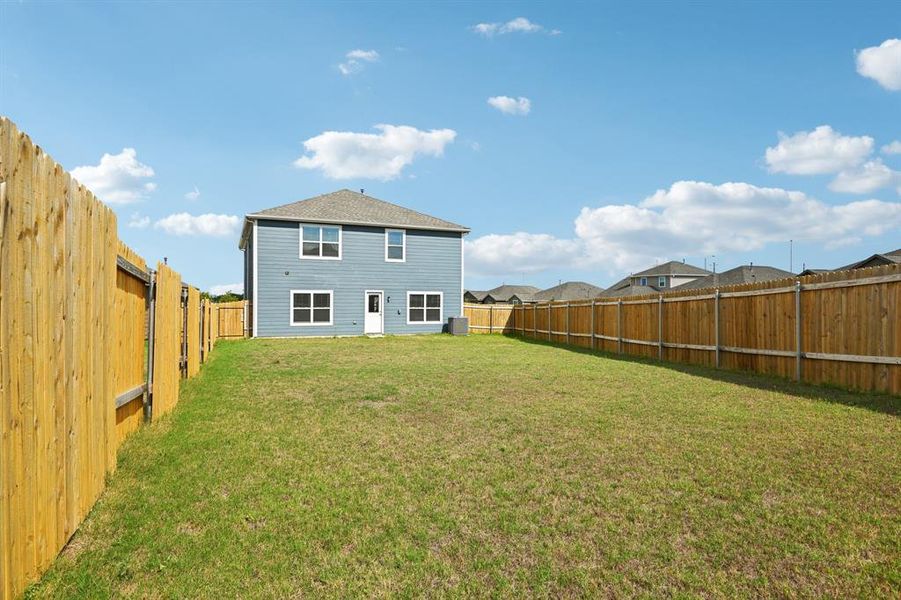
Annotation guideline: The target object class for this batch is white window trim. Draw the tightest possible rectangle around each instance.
[385,228,406,263]
[299,223,342,261]
[289,289,334,326]
[406,291,443,325]
[658,276,666,287]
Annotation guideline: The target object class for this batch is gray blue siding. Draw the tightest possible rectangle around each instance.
[251,219,463,337]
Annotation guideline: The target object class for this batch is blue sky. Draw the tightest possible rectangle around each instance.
[2,1,899,293]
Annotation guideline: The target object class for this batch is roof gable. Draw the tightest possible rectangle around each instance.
[533,281,605,302]
[631,260,711,277]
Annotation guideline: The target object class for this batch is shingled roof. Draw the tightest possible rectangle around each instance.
[485,284,540,303]
[673,265,795,291]
[631,260,711,278]
[240,189,469,248]
[532,281,605,302]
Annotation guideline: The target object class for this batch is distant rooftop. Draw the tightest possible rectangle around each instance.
[631,260,711,278]
[533,281,605,302]
[673,265,795,291]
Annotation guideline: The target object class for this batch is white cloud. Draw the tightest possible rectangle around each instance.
[882,140,901,155]
[855,39,901,91]
[127,213,150,229]
[184,185,200,200]
[466,233,582,275]
[154,213,241,237]
[471,17,557,37]
[71,148,156,204]
[764,126,873,175]
[209,283,243,296]
[338,49,379,75]
[829,160,901,195]
[293,124,456,180]
[487,95,531,115]
[465,181,901,276]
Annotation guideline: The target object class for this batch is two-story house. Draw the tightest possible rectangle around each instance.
[603,260,711,297]
[239,189,469,337]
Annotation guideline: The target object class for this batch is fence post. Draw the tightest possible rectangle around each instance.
[658,294,664,360]
[617,300,623,354]
[795,280,802,382]
[199,299,205,362]
[714,289,720,369]
[181,286,188,377]
[590,299,595,350]
[489,305,493,334]
[144,271,156,423]
[547,303,551,341]
[565,303,570,345]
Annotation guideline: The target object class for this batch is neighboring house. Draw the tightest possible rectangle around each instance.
[464,290,489,303]
[239,189,469,337]
[603,260,711,297]
[532,281,605,302]
[673,264,795,291]
[799,247,900,276]
[841,248,901,270]
[482,284,540,304]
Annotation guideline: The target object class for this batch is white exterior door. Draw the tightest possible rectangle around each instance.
[364,291,383,334]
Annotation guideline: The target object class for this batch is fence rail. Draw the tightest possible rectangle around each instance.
[465,264,900,395]
[0,117,245,598]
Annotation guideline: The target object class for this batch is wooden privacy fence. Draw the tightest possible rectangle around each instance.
[465,264,901,395]
[0,117,232,597]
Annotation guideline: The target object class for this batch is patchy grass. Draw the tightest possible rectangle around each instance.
[28,335,900,598]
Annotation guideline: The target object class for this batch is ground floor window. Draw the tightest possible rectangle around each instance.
[290,290,332,325]
[407,291,442,324]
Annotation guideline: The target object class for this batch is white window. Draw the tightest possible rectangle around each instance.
[300,224,341,260]
[658,276,666,287]
[290,290,333,326]
[407,292,443,324]
[639,277,648,286]
[385,229,405,262]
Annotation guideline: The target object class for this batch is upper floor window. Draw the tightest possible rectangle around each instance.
[386,229,405,262]
[658,276,666,287]
[639,277,648,286]
[301,224,341,260]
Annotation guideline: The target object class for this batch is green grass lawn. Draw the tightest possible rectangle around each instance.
[28,335,900,598]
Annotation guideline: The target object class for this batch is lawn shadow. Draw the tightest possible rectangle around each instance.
[502,334,900,417]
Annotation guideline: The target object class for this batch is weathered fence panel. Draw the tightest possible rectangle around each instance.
[467,264,900,394]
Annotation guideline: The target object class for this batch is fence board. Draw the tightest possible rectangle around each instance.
[152,264,182,418]
[113,241,147,447]
[185,287,201,378]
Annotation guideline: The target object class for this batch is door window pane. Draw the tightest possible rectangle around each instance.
[368,295,380,313]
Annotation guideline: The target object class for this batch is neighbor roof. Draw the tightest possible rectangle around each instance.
[240,189,469,248]
[631,260,711,278]
[673,265,795,291]
[485,284,541,302]
[464,290,489,302]
[601,285,659,298]
[840,248,901,270]
[532,281,605,302]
